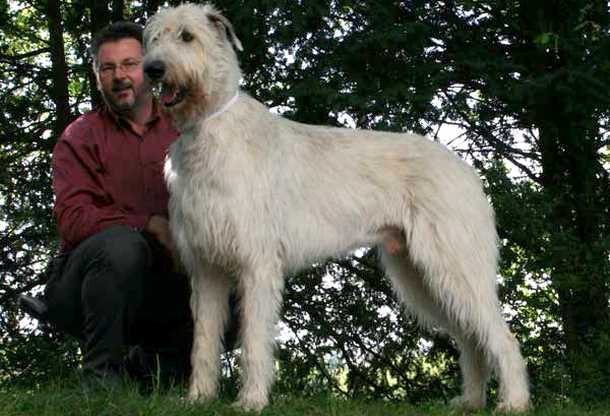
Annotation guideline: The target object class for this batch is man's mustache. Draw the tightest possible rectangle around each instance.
[112,81,132,92]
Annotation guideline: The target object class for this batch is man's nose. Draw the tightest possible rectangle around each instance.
[114,65,130,78]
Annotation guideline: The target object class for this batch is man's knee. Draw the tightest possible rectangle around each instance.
[80,226,152,287]
[79,227,152,327]
[45,226,158,337]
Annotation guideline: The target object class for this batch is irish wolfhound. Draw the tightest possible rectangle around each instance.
[143,3,530,412]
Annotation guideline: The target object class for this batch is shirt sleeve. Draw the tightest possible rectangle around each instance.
[52,122,150,249]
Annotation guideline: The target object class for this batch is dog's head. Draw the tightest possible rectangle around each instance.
[143,3,243,124]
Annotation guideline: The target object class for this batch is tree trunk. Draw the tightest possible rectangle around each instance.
[520,0,610,392]
[46,0,71,140]
[538,111,609,352]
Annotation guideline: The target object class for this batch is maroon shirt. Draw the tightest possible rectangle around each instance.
[52,104,179,249]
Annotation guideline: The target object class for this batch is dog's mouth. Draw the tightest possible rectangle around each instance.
[157,83,188,108]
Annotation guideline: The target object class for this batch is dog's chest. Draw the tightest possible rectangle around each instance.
[165,135,240,256]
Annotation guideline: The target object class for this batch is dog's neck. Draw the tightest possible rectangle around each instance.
[205,91,240,122]
[175,90,240,134]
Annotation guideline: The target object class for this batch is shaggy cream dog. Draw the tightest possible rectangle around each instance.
[143,3,530,412]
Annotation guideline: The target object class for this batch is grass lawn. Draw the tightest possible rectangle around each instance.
[1,378,608,416]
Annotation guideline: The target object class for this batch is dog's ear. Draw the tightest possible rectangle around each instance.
[207,11,244,52]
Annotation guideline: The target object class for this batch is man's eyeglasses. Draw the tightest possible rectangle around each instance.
[98,59,142,77]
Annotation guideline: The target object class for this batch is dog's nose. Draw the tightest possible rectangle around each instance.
[143,60,165,80]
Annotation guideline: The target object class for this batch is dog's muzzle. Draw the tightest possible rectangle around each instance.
[144,59,187,107]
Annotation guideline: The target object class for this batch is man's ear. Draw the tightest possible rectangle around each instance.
[207,11,243,52]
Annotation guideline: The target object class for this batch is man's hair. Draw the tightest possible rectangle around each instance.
[90,21,143,69]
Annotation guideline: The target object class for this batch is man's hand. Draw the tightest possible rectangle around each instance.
[145,215,175,256]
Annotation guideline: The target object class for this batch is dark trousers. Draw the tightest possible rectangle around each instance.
[44,226,193,380]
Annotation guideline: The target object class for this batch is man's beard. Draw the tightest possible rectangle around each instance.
[105,80,135,113]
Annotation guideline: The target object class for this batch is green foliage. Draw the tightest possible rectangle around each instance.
[0,331,80,387]
[2,379,610,416]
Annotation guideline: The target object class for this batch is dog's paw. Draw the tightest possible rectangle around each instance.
[233,399,267,413]
[495,385,531,413]
[449,395,485,412]
[187,381,217,403]
[495,399,531,413]
[235,390,268,413]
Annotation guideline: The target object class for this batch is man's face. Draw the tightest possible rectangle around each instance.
[95,38,150,114]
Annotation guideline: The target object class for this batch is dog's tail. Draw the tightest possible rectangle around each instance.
[399,154,500,333]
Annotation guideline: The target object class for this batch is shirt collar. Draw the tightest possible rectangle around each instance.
[101,99,164,134]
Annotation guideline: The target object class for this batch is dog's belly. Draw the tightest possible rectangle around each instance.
[277,209,385,269]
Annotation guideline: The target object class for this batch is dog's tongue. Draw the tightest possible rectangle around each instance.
[160,85,177,105]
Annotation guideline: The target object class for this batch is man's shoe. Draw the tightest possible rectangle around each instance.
[18,294,49,322]
[79,368,126,393]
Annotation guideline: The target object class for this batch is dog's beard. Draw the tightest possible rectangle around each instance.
[155,82,188,107]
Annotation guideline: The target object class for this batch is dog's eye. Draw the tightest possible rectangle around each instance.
[181,30,194,42]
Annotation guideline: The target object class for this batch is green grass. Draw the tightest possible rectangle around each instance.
[1,379,608,416]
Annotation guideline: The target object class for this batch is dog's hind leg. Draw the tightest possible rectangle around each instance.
[458,304,530,412]
[381,251,491,410]
[235,257,284,412]
[188,262,232,402]
[451,334,492,410]
[394,212,530,412]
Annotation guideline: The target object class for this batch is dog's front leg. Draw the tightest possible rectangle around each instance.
[188,262,232,402]
[236,259,284,412]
